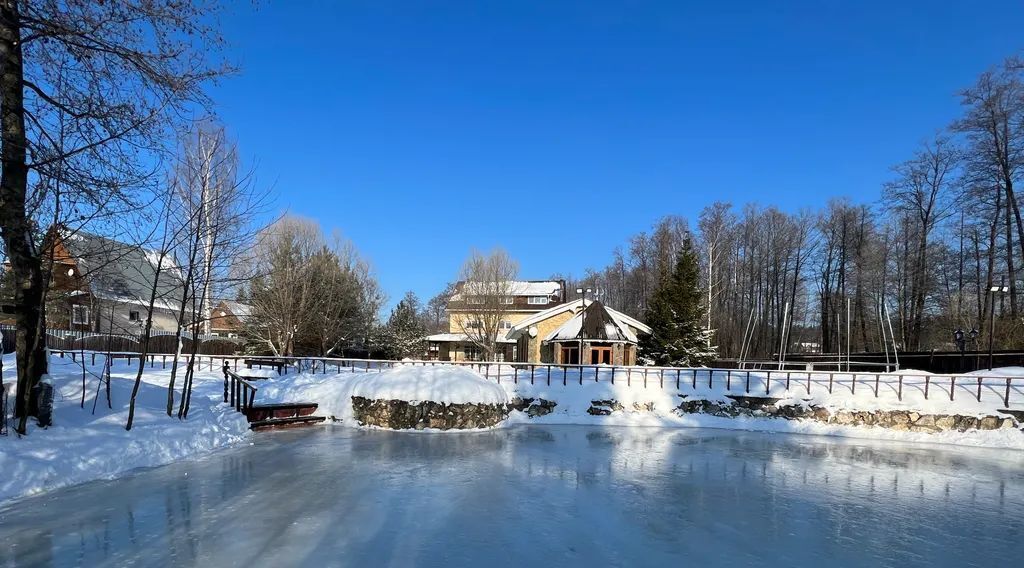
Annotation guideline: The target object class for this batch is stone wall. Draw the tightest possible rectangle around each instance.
[351,397,509,430]
[676,396,1020,432]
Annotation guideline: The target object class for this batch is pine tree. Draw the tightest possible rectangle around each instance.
[638,238,718,366]
[377,292,427,360]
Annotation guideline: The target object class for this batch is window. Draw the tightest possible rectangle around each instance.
[499,320,512,331]
[465,296,484,305]
[129,310,141,322]
[72,305,90,325]
[528,296,548,305]
[465,319,482,329]
[499,297,514,305]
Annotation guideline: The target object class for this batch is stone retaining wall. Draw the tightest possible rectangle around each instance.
[351,397,509,430]
[677,396,1019,432]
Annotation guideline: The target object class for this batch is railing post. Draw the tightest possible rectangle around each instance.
[1005,378,1012,407]
[924,375,930,399]
[223,362,229,403]
[977,377,983,402]
[950,376,955,402]
[765,371,770,396]
[726,370,731,391]
[828,373,833,394]
[874,374,880,397]
[744,371,750,393]
[898,376,903,401]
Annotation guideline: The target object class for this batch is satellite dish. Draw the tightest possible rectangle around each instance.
[528,326,537,338]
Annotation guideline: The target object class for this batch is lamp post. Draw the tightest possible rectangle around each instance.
[988,276,1009,370]
[576,287,591,365]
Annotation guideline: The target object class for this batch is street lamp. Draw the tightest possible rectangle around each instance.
[988,277,1010,370]
[576,287,592,365]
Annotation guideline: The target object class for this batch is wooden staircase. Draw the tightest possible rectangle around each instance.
[244,402,326,431]
[224,365,326,431]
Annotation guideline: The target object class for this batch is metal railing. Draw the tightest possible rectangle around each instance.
[223,364,257,414]
[47,349,1024,409]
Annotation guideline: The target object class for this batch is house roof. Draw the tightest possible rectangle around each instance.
[544,300,642,343]
[451,280,563,300]
[60,229,185,312]
[424,332,516,344]
[218,300,252,322]
[506,299,651,339]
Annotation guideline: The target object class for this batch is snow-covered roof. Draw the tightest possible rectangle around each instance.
[507,299,651,340]
[219,300,252,322]
[451,280,562,300]
[424,332,516,344]
[61,229,185,312]
[544,301,641,343]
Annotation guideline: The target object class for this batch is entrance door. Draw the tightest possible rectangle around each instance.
[560,346,579,364]
[591,346,612,365]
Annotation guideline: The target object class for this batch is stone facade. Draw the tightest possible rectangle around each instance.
[351,396,509,430]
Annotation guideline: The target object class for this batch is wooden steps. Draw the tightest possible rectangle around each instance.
[244,402,324,431]
[249,415,326,431]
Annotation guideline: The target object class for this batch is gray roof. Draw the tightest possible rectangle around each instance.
[62,230,185,311]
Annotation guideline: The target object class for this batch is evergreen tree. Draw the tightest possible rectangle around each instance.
[638,238,717,366]
[377,292,428,359]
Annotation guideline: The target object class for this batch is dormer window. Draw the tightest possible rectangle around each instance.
[527,296,548,305]
[465,296,484,305]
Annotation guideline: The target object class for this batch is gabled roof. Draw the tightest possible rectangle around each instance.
[59,229,185,311]
[544,301,641,343]
[218,300,252,322]
[507,299,651,339]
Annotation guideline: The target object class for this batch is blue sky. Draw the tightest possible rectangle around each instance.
[211,1,1024,308]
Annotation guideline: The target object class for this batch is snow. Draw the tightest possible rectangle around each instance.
[0,352,250,504]
[453,280,562,298]
[256,365,509,424]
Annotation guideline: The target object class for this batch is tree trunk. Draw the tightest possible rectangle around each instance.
[0,1,48,434]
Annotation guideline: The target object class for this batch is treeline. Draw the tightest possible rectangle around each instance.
[570,56,1024,359]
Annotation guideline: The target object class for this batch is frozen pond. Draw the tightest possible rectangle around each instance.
[1,425,1023,567]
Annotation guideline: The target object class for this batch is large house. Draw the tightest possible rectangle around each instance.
[33,227,186,334]
[424,280,651,364]
[425,280,566,361]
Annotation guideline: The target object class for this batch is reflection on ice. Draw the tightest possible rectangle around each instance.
[1,425,1022,567]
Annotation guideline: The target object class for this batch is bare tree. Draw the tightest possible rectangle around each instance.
[454,248,519,361]
[0,0,230,434]
[884,135,960,349]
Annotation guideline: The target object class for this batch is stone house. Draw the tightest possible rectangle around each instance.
[506,299,651,365]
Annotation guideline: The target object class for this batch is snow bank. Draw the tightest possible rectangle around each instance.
[349,365,509,405]
[0,353,250,504]
[255,365,509,425]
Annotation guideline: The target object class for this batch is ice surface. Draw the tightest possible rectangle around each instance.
[0,425,1021,567]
